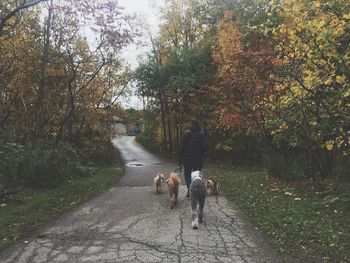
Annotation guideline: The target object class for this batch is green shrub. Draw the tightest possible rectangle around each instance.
[208,132,262,165]
[263,149,349,182]
[18,144,91,188]
[0,127,122,189]
[0,136,97,189]
[136,134,162,155]
[333,155,350,182]
[74,128,118,166]
[0,141,25,183]
[262,151,305,180]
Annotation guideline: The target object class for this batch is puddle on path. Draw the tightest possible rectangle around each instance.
[127,163,144,167]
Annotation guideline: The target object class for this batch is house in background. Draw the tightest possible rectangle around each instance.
[112,116,127,136]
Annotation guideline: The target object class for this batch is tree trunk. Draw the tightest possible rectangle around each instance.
[164,97,172,153]
[36,0,53,139]
[174,99,180,150]
[159,93,167,151]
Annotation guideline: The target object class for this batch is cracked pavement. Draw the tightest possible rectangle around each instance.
[0,136,283,263]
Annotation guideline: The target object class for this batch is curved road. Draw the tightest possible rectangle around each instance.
[1,136,283,263]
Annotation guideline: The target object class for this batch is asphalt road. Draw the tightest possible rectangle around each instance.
[0,136,283,263]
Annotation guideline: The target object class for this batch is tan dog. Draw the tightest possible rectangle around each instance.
[206,179,220,195]
[166,172,181,209]
[154,173,164,193]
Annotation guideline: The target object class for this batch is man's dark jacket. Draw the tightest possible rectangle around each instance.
[179,128,208,167]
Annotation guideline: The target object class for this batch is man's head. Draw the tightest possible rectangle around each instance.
[191,118,201,132]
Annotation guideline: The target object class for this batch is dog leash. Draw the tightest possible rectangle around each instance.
[174,166,213,183]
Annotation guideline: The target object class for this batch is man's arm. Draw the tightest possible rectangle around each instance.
[202,132,209,152]
[178,131,191,164]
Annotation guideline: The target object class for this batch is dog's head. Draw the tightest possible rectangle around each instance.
[206,179,214,187]
[156,173,164,183]
[191,170,203,182]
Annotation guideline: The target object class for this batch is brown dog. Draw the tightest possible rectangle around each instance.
[153,173,164,193]
[206,179,220,195]
[166,172,181,209]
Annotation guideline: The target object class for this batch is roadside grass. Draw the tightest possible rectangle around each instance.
[0,166,124,251]
[207,166,350,263]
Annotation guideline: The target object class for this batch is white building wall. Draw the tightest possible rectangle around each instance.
[113,123,127,136]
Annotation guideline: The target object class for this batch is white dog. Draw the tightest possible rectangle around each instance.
[189,170,206,229]
[153,173,164,194]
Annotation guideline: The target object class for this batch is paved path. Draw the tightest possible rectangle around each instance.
[0,136,283,263]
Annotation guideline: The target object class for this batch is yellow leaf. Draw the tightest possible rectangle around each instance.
[343,13,350,20]
[325,78,333,85]
[326,141,334,151]
[333,27,345,37]
[279,24,287,34]
[343,89,350,98]
[309,120,317,126]
[336,75,346,84]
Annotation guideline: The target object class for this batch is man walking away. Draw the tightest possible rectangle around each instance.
[178,118,208,198]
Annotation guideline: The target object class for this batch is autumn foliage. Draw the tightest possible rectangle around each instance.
[135,0,349,180]
[0,0,135,186]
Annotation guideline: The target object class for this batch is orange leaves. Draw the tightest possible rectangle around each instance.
[213,16,243,66]
[211,14,275,134]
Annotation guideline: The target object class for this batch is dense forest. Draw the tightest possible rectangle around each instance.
[0,0,349,186]
[135,0,350,182]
